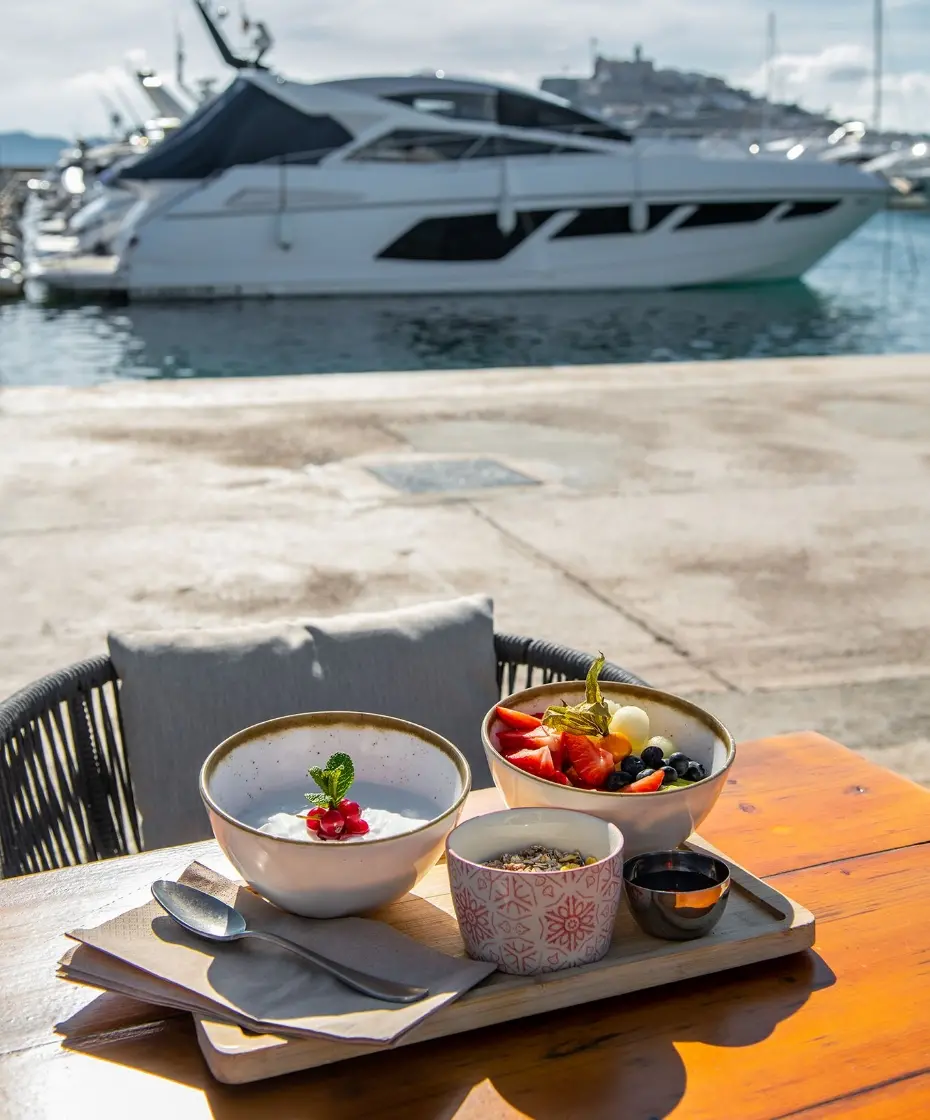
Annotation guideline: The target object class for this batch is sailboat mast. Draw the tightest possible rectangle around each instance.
[176,22,186,90]
[762,12,776,138]
[873,0,883,132]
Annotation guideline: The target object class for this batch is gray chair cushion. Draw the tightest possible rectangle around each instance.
[109,595,498,851]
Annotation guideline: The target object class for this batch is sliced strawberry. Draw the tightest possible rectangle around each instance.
[505,745,557,782]
[495,705,543,732]
[522,726,564,769]
[496,725,564,768]
[564,733,614,789]
[549,770,572,786]
[627,769,664,793]
[496,728,537,754]
[567,768,599,789]
[546,730,565,772]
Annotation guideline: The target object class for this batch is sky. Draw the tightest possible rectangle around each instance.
[1,0,928,136]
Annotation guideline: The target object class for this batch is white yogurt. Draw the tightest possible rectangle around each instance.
[259,806,431,843]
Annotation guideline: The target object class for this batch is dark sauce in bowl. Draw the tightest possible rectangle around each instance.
[633,869,720,893]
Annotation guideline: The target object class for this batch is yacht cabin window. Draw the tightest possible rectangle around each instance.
[387,91,496,122]
[385,86,630,142]
[348,130,593,162]
[496,91,630,141]
[119,79,353,180]
[349,130,483,162]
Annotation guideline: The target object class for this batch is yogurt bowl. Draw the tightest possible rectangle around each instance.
[482,682,734,856]
[201,711,470,918]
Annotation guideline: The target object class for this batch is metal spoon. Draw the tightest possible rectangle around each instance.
[151,880,428,1005]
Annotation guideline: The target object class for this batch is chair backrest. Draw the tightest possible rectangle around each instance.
[0,657,140,876]
[108,597,500,851]
[0,630,643,877]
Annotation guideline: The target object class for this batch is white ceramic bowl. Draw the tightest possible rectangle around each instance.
[200,711,471,918]
[482,682,734,857]
[447,807,625,974]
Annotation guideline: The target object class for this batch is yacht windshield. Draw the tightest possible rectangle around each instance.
[387,90,496,121]
[386,85,630,141]
[496,91,630,140]
[120,78,353,180]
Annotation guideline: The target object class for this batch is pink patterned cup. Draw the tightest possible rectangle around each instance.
[446,808,625,975]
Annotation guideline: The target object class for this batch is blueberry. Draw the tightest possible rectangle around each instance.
[636,768,657,781]
[684,761,707,783]
[620,755,645,778]
[660,765,678,786]
[605,771,632,792]
[641,745,665,769]
[668,752,692,777]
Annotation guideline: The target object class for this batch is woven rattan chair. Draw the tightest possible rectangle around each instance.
[0,634,645,878]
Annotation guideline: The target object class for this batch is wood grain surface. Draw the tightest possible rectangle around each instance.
[1,732,928,1120]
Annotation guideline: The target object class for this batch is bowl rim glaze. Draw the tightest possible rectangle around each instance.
[200,710,472,848]
[482,681,736,799]
[446,806,624,876]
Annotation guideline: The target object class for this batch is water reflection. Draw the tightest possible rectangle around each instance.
[116,283,844,377]
[0,283,876,386]
[0,211,926,387]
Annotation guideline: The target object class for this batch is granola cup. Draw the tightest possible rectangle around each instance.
[446,807,624,975]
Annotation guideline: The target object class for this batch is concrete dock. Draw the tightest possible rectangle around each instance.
[2,352,929,782]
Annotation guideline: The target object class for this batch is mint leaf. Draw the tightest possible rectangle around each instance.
[327,752,355,802]
[306,752,356,809]
[307,764,338,805]
[307,765,332,801]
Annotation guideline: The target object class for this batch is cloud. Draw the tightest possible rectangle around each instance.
[742,43,929,131]
[824,65,870,84]
[2,0,927,135]
[66,65,146,94]
[756,44,871,89]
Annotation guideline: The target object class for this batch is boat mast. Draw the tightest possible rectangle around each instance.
[176,21,186,91]
[761,12,776,139]
[873,0,883,132]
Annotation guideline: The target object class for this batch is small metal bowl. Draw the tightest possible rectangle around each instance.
[623,850,731,941]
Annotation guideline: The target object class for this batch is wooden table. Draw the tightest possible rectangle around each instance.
[2,731,930,1120]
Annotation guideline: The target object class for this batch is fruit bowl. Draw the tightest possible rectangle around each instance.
[481,682,734,856]
[201,711,471,918]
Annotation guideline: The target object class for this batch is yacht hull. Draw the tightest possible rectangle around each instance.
[28,137,888,299]
[30,194,884,298]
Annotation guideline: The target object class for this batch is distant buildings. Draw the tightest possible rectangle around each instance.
[540,45,833,137]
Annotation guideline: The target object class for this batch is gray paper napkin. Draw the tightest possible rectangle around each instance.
[63,861,495,1045]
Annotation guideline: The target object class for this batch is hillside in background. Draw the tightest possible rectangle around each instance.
[541,46,833,136]
[0,131,71,168]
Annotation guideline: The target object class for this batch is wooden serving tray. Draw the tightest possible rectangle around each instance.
[194,838,815,1084]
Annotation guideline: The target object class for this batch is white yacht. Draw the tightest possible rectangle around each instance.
[30,69,888,299]
[21,82,189,263]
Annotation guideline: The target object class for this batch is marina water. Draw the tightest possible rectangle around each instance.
[0,211,926,387]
